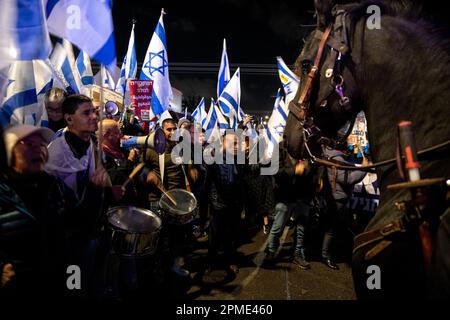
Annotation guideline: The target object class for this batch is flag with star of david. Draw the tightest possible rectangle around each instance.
[276,56,299,106]
[140,9,172,116]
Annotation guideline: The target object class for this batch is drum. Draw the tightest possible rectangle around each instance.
[158,189,197,225]
[107,206,162,257]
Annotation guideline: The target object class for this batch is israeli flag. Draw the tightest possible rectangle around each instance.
[116,22,137,95]
[214,104,230,132]
[46,0,117,74]
[262,89,289,159]
[0,0,52,99]
[203,98,217,131]
[0,61,39,126]
[140,9,172,116]
[217,38,230,98]
[33,60,53,127]
[48,42,81,94]
[267,89,289,141]
[100,65,116,90]
[191,97,206,126]
[218,68,242,129]
[0,0,52,65]
[276,56,300,106]
[76,50,94,86]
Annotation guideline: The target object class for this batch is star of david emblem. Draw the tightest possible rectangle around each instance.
[274,124,285,135]
[282,82,293,95]
[143,50,168,77]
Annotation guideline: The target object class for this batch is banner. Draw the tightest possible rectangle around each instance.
[347,111,369,157]
[128,79,153,121]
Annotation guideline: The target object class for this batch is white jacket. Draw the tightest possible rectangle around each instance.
[45,129,95,194]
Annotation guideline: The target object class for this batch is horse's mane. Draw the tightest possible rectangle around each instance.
[293,1,450,83]
[348,0,423,22]
[348,1,450,70]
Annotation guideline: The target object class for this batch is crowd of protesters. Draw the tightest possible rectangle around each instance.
[0,93,370,301]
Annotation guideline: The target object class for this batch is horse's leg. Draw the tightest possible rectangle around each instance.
[428,208,450,299]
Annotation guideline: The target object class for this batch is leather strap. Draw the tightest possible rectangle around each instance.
[353,219,406,255]
[297,25,333,119]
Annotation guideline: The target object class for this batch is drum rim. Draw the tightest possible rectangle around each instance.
[158,188,197,215]
[107,205,162,233]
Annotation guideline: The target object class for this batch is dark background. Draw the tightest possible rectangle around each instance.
[111,0,449,115]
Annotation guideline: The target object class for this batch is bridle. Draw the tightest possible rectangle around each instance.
[289,8,450,172]
[290,8,357,163]
[297,25,333,123]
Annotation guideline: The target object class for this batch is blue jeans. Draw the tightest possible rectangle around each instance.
[267,200,310,258]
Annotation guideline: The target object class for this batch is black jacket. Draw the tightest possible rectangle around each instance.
[207,159,245,212]
[274,143,316,204]
[0,171,105,298]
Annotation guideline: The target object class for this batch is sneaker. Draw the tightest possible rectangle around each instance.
[171,264,190,277]
[171,257,190,277]
[263,224,270,235]
[292,256,311,270]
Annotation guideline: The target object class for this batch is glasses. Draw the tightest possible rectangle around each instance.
[18,140,48,148]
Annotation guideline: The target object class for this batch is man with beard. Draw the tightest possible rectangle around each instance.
[144,111,198,280]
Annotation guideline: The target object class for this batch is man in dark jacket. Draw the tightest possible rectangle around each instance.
[265,139,316,269]
[206,132,245,274]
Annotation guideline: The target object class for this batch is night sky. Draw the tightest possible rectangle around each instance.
[111,0,449,114]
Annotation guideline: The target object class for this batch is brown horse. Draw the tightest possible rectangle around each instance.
[284,0,450,299]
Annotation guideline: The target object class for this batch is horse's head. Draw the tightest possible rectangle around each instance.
[285,0,363,159]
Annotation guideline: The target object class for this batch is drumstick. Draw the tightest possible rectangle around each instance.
[156,184,177,206]
[121,162,146,192]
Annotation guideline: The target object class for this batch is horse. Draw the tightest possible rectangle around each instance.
[284,0,450,299]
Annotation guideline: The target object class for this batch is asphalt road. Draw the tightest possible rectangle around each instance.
[182,224,357,300]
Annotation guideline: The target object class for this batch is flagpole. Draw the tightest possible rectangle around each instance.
[120,19,137,126]
[97,65,106,169]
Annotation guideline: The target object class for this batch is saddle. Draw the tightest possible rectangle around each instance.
[353,178,448,264]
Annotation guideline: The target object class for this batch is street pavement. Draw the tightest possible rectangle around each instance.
[183,224,357,300]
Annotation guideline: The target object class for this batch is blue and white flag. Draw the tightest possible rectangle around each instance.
[33,60,53,127]
[140,9,172,116]
[218,68,242,128]
[267,89,289,141]
[191,97,206,126]
[203,98,217,131]
[0,0,52,65]
[217,38,230,99]
[214,104,230,132]
[0,61,38,126]
[48,42,81,94]
[116,22,137,95]
[276,56,299,106]
[0,0,52,99]
[46,0,117,74]
[262,89,289,159]
[100,65,115,90]
[76,50,94,86]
